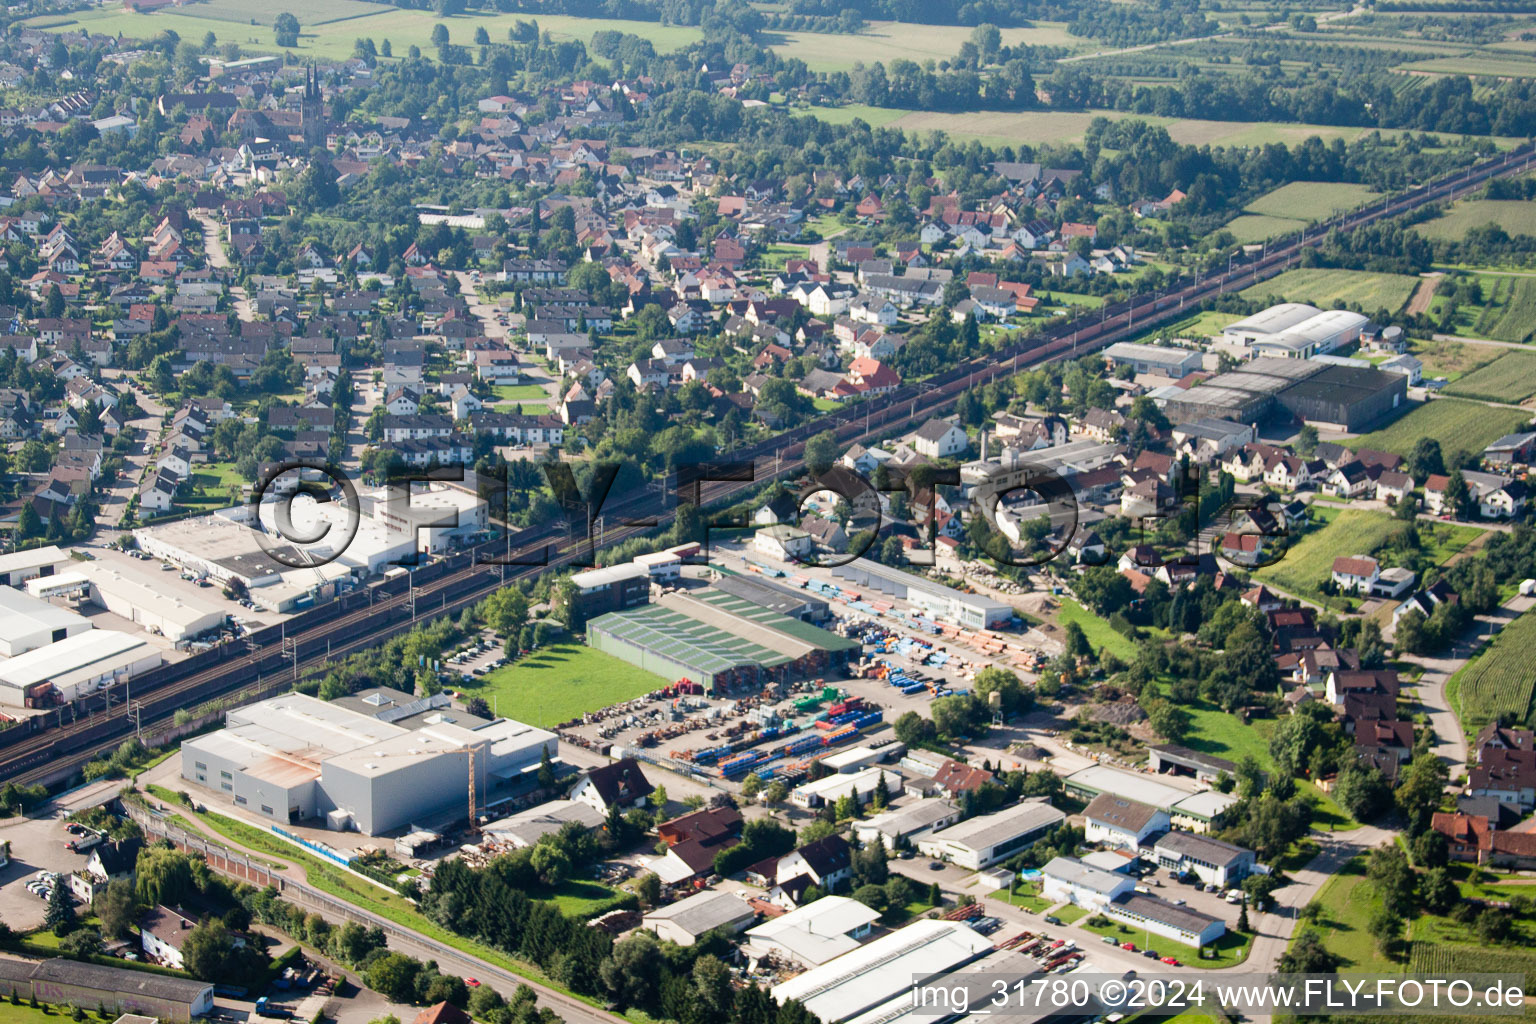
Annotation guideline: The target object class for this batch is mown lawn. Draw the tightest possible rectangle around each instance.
[493,384,550,402]
[459,642,669,728]
[1071,911,1252,969]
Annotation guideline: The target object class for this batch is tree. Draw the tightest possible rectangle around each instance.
[928,881,942,907]
[431,23,449,45]
[600,931,663,1010]
[365,953,422,1003]
[1395,754,1448,836]
[692,955,733,1018]
[1444,469,1474,519]
[1475,906,1514,943]
[135,847,197,907]
[44,284,64,319]
[1367,844,1416,918]
[1421,866,1457,914]
[181,920,251,982]
[1146,699,1191,743]
[44,881,75,935]
[473,25,490,43]
[1295,424,1319,457]
[1237,898,1249,933]
[1332,763,1392,821]
[1279,929,1341,973]
[93,880,139,940]
[1408,437,1444,481]
[852,884,888,912]
[636,873,661,908]
[1368,905,1403,958]
[804,431,838,477]
[273,12,300,46]
[1062,621,1092,661]
[1410,829,1448,869]
[741,773,762,800]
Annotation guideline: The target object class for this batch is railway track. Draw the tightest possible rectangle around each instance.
[5,140,1531,787]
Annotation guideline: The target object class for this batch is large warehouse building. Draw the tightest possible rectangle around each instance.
[0,630,162,706]
[26,563,226,643]
[1157,356,1405,431]
[0,585,91,656]
[181,691,556,834]
[831,558,1012,629]
[588,588,856,690]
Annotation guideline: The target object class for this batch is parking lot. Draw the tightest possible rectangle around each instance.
[0,805,94,932]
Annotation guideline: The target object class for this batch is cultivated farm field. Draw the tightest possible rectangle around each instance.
[1348,399,1532,458]
[1418,200,1536,241]
[1449,610,1536,733]
[1410,337,1502,382]
[767,20,1086,72]
[1240,267,1420,312]
[1469,275,1536,344]
[24,3,702,60]
[1243,181,1379,221]
[1443,350,1536,403]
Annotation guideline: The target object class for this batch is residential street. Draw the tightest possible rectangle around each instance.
[194,211,255,321]
[1394,593,1534,782]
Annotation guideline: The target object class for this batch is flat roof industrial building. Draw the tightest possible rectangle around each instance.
[771,918,994,1024]
[1157,355,1405,431]
[588,589,856,689]
[0,630,162,706]
[917,800,1066,870]
[26,562,227,643]
[830,558,1012,630]
[0,585,91,656]
[181,692,556,834]
[1064,764,1203,811]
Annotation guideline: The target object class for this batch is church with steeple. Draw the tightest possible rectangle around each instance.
[301,65,325,152]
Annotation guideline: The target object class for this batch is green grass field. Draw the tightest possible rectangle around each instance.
[1070,911,1252,969]
[1419,199,1536,241]
[457,642,667,728]
[23,4,701,61]
[1057,598,1138,661]
[1222,213,1308,243]
[1347,398,1532,458]
[493,383,550,402]
[792,106,1481,150]
[1302,855,1400,973]
[1447,610,1536,734]
[767,20,1085,72]
[1443,350,1536,403]
[1411,336,1503,382]
[1253,508,1404,606]
[1240,267,1421,313]
[1243,181,1379,221]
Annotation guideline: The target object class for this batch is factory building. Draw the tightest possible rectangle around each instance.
[0,545,68,587]
[712,573,832,624]
[0,958,213,1022]
[180,693,556,835]
[916,800,1066,870]
[587,588,856,690]
[0,630,162,706]
[830,558,1013,629]
[133,482,487,599]
[1156,356,1404,432]
[1220,303,1322,347]
[770,918,993,1024]
[27,563,226,643]
[1103,342,1203,378]
[0,585,91,656]
[568,563,652,618]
